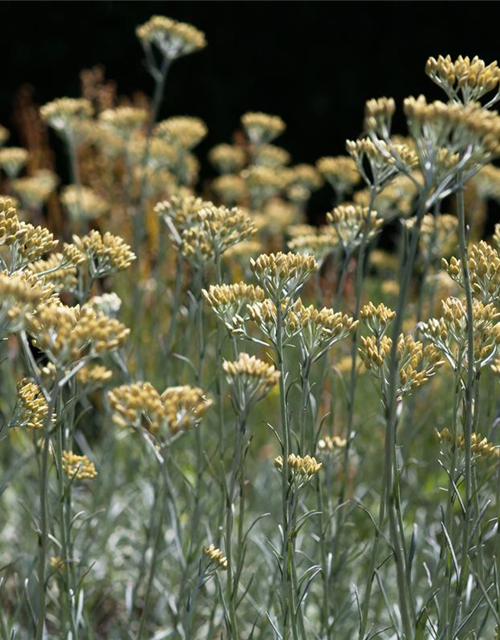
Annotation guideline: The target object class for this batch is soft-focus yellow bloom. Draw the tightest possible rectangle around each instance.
[62,451,98,480]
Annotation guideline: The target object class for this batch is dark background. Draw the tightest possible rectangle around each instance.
[1,1,499,216]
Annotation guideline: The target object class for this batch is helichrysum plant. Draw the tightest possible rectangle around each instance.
[2,17,500,640]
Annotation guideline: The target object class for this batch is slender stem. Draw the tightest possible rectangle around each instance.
[450,179,475,631]
[36,373,62,640]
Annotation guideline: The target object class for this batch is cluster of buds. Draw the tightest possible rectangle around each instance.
[359,331,443,399]
[76,364,113,390]
[155,195,209,246]
[69,230,136,278]
[416,213,458,262]
[243,165,286,207]
[203,282,265,335]
[0,147,28,178]
[108,381,211,439]
[12,170,59,209]
[154,116,207,150]
[288,230,338,265]
[40,97,93,139]
[356,173,420,219]
[28,302,130,366]
[161,386,212,435]
[136,15,206,61]
[224,240,263,263]
[426,55,500,105]
[435,427,500,461]
[212,175,247,207]
[254,144,290,168]
[316,155,360,198]
[0,271,54,334]
[129,138,178,176]
[28,253,78,294]
[274,453,322,485]
[422,296,500,372]
[62,451,98,480]
[443,241,500,304]
[317,435,347,452]
[223,352,280,412]
[364,97,396,137]
[98,106,149,138]
[61,186,108,222]
[247,298,303,346]
[13,379,51,430]
[180,203,255,264]
[250,252,318,303]
[347,137,417,190]
[203,544,228,570]
[241,112,286,145]
[285,164,322,203]
[327,204,382,251]
[1,198,58,270]
[293,299,358,362]
[360,302,396,337]
[209,143,246,175]
[403,97,500,178]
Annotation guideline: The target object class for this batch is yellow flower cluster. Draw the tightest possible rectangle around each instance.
[293,299,358,361]
[274,453,322,477]
[426,55,500,103]
[359,332,443,398]
[317,435,347,451]
[29,302,130,365]
[316,156,360,195]
[403,96,500,160]
[108,382,211,437]
[203,544,228,570]
[1,198,58,268]
[250,252,318,302]
[241,112,286,145]
[0,271,54,333]
[327,204,382,250]
[156,195,208,244]
[70,230,136,277]
[422,296,500,371]
[28,253,77,293]
[223,352,280,409]
[136,15,206,60]
[364,96,396,133]
[255,144,291,168]
[418,213,458,260]
[435,427,500,461]
[288,231,337,264]
[76,364,113,389]
[99,106,149,137]
[15,379,51,430]
[180,203,255,263]
[61,186,108,222]
[161,385,212,435]
[12,170,58,209]
[154,116,207,149]
[360,302,396,337]
[212,175,247,206]
[0,147,28,178]
[40,97,93,133]
[243,165,287,205]
[443,241,500,303]
[209,144,246,175]
[62,451,98,480]
[203,282,265,334]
